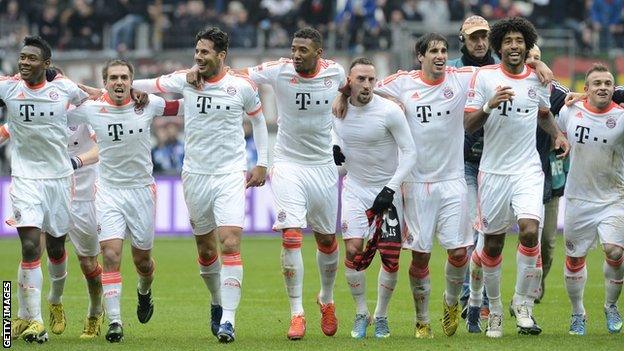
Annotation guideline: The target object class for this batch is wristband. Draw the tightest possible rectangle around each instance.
[482,104,493,114]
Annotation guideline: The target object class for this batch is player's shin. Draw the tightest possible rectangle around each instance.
[604,256,624,307]
[199,255,222,305]
[102,271,122,324]
[409,262,431,323]
[47,251,68,305]
[374,264,398,318]
[316,235,338,304]
[220,253,243,327]
[564,256,587,315]
[282,229,304,316]
[344,260,367,315]
[19,260,44,322]
[513,244,540,306]
[82,261,103,317]
[481,251,503,315]
[469,251,484,307]
[446,252,469,305]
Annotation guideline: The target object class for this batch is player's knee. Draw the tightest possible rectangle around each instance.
[344,244,362,262]
[133,256,153,275]
[220,236,240,254]
[483,237,504,257]
[410,251,430,268]
[315,234,336,250]
[77,256,98,275]
[566,256,586,270]
[101,247,122,266]
[448,247,467,261]
[21,239,41,261]
[604,244,624,262]
[46,245,66,262]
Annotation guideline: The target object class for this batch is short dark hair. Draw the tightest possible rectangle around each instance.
[585,63,611,81]
[195,27,229,53]
[23,35,52,61]
[293,27,322,48]
[102,59,135,81]
[349,57,374,72]
[489,17,538,60]
[414,33,448,57]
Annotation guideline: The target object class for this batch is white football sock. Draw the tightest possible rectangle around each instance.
[374,266,397,318]
[220,253,243,327]
[199,255,221,305]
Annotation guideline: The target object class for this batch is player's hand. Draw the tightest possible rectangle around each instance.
[246,165,267,188]
[488,86,514,109]
[333,145,345,165]
[79,84,104,100]
[370,186,394,215]
[532,60,553,85]
[553,132,570,159]
[565,92,585,106]
[332,94,348,118]
[131,88,149,108]
[186,66,202,89]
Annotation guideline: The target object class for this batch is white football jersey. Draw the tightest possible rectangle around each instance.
[68,94,166,187]
[558,101,624,202]
[248,58,346,165]
[465,64,551,174]
[67,124,97,201]
[375,66,476,182]
[333,95,416,191]
[0,75,88,178]
[133,70,262,174]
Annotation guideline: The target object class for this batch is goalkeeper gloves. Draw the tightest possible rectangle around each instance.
[333,145,345,166]
[370,186,394,214]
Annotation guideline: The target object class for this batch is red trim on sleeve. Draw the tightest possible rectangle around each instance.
[0,125,10,139]
[155,77,165,93]
[163,100,180,116]
[247,105,262,117]
[464,107,479,113]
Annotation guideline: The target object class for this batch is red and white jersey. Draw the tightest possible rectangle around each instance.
[375,66,476,182]
[248,58,346,165]
[133,70,262,174]
[68,94,166,187]
[332,95,416,191]
[465,64,550,174]
[557,101,624,203]
[67,123,97,201]
[0,75,88,179]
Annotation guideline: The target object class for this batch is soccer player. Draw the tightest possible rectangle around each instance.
[67,59,182,342]
[132,28,269,343]
[332,57,416,339]
[464,17,569,338]
[1,121,103,340]
[240,27,346,340]
[558,64,624,336]
[0,36,89,343]
[373,33,476,339]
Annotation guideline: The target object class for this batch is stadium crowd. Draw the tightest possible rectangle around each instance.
[0,0,617,53]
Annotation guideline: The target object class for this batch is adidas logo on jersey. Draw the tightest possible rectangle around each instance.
[99,107,109,113]
[16,92,25,99]
[411,92,420,99]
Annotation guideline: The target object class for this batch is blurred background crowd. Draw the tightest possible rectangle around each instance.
[0,0,619,175]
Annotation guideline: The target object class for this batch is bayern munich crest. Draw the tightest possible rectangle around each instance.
[13,209,21,222]
[69,125,77,131]
[606,117,617,129]
[528,88,537,99]
[341,220,348,233]
[226,86,237,96]
[565,240,574,251]
[406,234,414,245]
[134,106,144,115]
[49,90,59,100]
[481,216,488,228]
[443,87,454,99]
[324,77,332,88]
[277,210,287,222]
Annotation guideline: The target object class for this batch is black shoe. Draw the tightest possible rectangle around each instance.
[210,304,223,337]
[137,289,154,324]
[106,323,124,343]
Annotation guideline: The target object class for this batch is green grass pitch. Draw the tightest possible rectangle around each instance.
[0,234,621,350]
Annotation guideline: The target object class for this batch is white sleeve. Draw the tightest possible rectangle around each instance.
[374,71,407,99]
[385,106,416,192]
[465,69,487,111]
[538,82,552,110]
[243,84,262,116]
[133,71,186,94]
[247,112,269,167]
[147,94,166,118]
[247,59,286,86]
[67,105,89,126]
[556,105,569,133]
[69,81,89,106]
[0,76,10,99]
[336,63,347,91]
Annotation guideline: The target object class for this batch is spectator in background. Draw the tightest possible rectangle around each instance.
[0,0,28,51]
[37,5,62,48]
[260,0,297,47]
[335,0,389,52]
[61,0,103,50]
[590,0,624,51]
[223,1,256,48]
[152,117,184,175]
[297,0,334,37]
[416,0,450,29]
[490,0,522,19]
[109,0,148,52]
[163,0,214,49]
